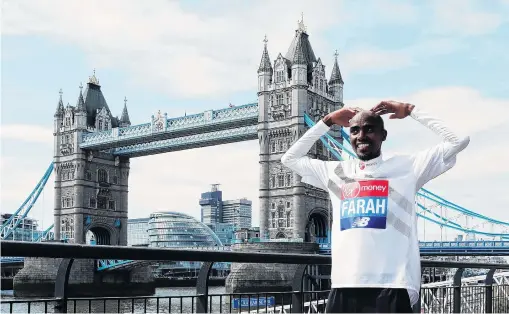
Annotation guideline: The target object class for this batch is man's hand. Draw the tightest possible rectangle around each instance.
[322,107,361,127]
[370,100,415,119]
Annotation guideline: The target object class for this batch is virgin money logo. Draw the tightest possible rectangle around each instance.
[342,182,361,199]
[359,162,365,170]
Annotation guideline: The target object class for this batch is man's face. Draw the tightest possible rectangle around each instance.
[349,111,387,161]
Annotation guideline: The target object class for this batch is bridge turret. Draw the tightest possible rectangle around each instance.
[74,82,87,130]
[54,89,64,132]
[119,96,131,128]
[328,50,344,103]
[257,35,273,93]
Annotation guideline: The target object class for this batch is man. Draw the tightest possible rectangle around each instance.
[281,100,470,312]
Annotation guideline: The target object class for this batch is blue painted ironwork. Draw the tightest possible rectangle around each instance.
[1,163,53,240]
[113,125,257,157]
[317,240,509,255]
[80,103,258,150]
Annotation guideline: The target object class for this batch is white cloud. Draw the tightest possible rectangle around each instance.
[429,0,508,37]
[1,85,508,231]
[0,124,54,144]
[3,0,487,100]
[1,0,346,98]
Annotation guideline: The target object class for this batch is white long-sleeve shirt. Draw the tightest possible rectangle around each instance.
[281,107,469,305]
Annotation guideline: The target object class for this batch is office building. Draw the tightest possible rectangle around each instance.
[127,218,150,246]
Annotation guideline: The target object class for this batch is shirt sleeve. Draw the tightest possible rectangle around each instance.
[410,107,470,189]
[281,120,333,191]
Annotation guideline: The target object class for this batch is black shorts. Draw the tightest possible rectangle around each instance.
[325,287,414,313]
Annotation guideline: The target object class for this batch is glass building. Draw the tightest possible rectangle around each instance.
[127,218,150,246]
[148,211,223,247]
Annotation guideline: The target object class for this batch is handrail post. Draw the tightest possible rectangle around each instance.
[54,258,74,313]
[484,268,496,313]
[291,264,308,313]
[453,268,464,313]
[196,261,213,313]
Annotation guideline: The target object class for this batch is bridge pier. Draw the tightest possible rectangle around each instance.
[225,242,321,294]
[13,257,154,298]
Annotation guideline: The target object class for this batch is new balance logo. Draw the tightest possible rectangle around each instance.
[351,217,370,228]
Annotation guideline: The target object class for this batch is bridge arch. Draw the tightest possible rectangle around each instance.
[84,223,116,245]
[305,207,330,244]
[275,231,287,239]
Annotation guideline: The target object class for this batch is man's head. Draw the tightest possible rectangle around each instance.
[349,110,387,161]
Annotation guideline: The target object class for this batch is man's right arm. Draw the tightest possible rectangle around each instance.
[281,120,332,191]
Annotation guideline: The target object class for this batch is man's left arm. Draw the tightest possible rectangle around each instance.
[410,107,470,189]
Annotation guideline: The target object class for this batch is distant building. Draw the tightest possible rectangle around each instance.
[148,211,223,247]
[222,198,252,229]
[199,185,253,243]
[213,222,237,246]
[127,218,150,246]
[199,184,223,228]
[234,227,261,243]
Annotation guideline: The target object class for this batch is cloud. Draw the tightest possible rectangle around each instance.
[1,85,507,233]
[0,124,54,144]
[428,0,508,37]
[3,0,488,100]
[1,0,345,99]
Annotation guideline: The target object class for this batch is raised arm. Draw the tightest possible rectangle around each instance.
[281,107,358,190]
[410,107,470,163]
[409,107,470,188]
[371,101,470,188]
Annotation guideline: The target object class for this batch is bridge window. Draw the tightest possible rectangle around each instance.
[278,174,284,187]
[271,212,276,228]
[108,200,115,210]
[286,201,290,208]
[276,94,283,106]
[89,198,96,208]
[86,171,92,181]
[278,140,283,151]
[271,203,275,210]
[286,174,291,186]
[320,79,323,91]
[113,176,118,184]
[286,212,291,227]
[271,175,276,188]
[271,141,276,153]
[286,138,291,149]
[97,197,107,209]
[314,77,318,88]
[98,120,103,131]
[275,70,284,83]
[98,169,108,183]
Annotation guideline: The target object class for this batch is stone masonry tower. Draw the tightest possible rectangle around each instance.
[258,18,344,241]
[53,72,132,245]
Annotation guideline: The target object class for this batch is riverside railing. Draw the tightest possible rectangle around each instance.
[1,240,508,313]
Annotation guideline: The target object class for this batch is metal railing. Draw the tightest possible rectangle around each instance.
[1,240,508,313]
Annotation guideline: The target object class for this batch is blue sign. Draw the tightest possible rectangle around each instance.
[232,296,275,309]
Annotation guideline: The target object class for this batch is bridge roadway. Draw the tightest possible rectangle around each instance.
[80,103,258,155]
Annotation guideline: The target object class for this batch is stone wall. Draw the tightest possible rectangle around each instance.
[225,242,318,293]
[13,257,155,297]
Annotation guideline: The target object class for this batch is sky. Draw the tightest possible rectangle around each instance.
[1,0,509,241]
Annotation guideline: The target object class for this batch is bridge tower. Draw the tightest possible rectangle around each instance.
[258,18,344,241]
[53,72,131,245]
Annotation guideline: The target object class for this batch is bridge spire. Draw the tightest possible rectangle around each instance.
[258,35,273,74]
[54,88,64,117]
[119,96,131,127]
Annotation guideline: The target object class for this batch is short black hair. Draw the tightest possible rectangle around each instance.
[352,110,385,130]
